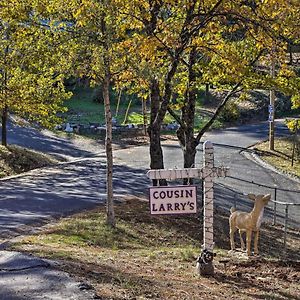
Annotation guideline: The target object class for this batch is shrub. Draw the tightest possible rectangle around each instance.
[219,100,240,122]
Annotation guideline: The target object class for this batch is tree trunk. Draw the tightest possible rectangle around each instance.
[123,98,132,125]
[205,83,210,104]
[103,71,115,227]
[2,105,8,147]
[177,48,198,184]
[148,124,166,186]
[102,16,115,228]
[177,127,197,185]
[148,79,166,186]
[115,88,122,117]
[147,55,180,186]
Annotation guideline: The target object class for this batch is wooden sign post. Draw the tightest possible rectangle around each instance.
[147,141,229,276]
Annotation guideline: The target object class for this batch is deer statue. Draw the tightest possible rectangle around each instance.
[229,193,271,256]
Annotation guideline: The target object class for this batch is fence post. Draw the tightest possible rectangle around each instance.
[201,179,204,211]
[291,121,298,167]
[273,187,277,225]
[283,204,289,257]
[198,141,215,276]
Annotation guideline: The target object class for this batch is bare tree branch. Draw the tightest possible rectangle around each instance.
[195,49,264,144]
[167,107,186,129]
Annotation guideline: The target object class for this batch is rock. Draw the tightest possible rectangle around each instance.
[78,282,93,290]
[166,123,179,130]
[65,123,73,133]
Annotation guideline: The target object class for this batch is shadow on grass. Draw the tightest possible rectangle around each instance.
[39,199,203,250]
[57,258,162,300]
[214,260,300,300]
[51,221,142,249]
[36,199,300,262]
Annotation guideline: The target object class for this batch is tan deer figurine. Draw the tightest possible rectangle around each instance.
[229,193,271,256]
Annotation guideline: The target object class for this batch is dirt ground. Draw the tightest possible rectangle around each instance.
[0,145,58,178]
[14,200,300,300]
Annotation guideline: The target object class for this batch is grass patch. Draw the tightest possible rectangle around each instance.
[11,199,300,300]
[126,112,144,124]
[64,86,226,133]
[64,86,105,124]
[254,137,300,178]
[0,145,58,178]
[195,114,223,131]
[65,86,144,126]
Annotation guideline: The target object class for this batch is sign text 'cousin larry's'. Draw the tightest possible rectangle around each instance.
[149,186,197,215]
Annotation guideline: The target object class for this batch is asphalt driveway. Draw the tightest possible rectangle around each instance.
[0,119,299,239]
[0,119,299,300]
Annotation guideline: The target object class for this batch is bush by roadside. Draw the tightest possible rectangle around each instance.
[0,145,58,178]
[254,137,300,178]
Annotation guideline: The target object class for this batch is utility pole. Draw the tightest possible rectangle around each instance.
[269,53,275,151]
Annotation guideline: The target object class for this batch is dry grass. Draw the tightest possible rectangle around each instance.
[0,145,58,178]
[254,137,300,178]
[11,199,300,300]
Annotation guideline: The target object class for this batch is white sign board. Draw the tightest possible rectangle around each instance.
[149,186,197,215]
[268,112,274,122]
[268,104,274,113]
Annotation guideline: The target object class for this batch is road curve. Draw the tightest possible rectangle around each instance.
[0,118,299,299]
[0,119,299,238]
[114,120,300,223]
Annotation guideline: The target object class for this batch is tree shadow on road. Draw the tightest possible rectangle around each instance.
[0,159,149,240]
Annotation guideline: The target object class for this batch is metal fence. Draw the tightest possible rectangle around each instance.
[214,176,300,257]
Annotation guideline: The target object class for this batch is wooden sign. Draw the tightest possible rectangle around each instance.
[149,186,197,215]
[147,141,230,276]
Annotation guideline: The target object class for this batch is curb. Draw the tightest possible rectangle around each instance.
[242,148,300,185]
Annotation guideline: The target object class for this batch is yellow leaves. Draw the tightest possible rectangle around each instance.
[291,94,300,110]
[2,0,298,130]
[0,1,73,128]
[0,1,29,22]
[169,102,183,110]
[73,0,97,27]
[286,119,300,133]
[278,65,296,78]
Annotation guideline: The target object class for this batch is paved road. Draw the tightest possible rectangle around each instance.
[5,121,104,161]
[0,158,147,239]
[0,123,147,300]
[0,251,97,300]
[0,119,299,299]
[1,119,299,240]
[114,120,300,219]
